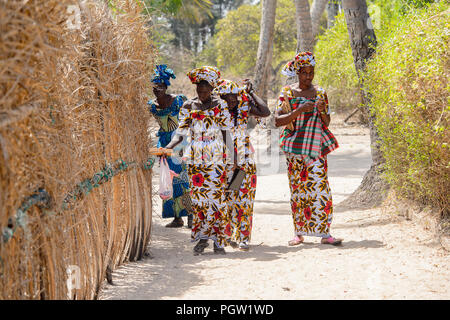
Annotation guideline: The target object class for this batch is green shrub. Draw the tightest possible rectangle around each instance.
[212,4,261,76]
[364,3,449,215]
[313,0,423,113]
[314,13,360,112]
[196,0,297,94]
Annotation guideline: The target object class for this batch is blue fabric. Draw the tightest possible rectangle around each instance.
[151,64,176,87]
[172,182,184,199]
[148,95,185,117]
[157,131,174,148]
[162,199,175,218]
[179,209,188,218]
[148,95,186,150]
[148,94,190,219]
[166,157,183,174]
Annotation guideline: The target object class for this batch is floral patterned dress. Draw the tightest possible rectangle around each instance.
[277,86,335,238]
[176,97,234,247]
[148,95,192,219]
[226,94,258,245]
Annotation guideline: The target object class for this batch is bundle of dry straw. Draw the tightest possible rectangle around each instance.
[0,0,155,299]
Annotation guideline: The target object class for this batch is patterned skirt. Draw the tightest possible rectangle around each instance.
[157,130,192,219]
[162,157,192,219]
[187,164,231,247]
[286,152,333,238]
[226,163,257,244]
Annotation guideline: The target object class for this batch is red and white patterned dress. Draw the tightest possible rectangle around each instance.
[226,95,258,245]
[277,86,337,238]
[177,98,233,247]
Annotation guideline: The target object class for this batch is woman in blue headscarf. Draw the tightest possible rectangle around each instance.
[148,64,193,228]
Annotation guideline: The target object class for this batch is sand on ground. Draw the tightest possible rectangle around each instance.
[99,121,449,300]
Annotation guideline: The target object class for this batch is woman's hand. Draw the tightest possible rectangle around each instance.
[242,79,253,93]
[163,148,174,156]
[164,134,183,151]
[316,98,326,113]
[316,98,331,127]
[299,101,315,113]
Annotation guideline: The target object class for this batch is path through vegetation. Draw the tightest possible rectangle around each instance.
[99,122,449,300]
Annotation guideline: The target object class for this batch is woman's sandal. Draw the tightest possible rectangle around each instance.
[193,240,209,255]
[288,235,304,246]
[213,243,226,255]
[239,242,249,251]
[166,218,184,228]
[321,236,343,246]
[229,241,239,249]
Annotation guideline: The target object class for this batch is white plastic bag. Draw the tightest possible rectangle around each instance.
[159,157,178,200]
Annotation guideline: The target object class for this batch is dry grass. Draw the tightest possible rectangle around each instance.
[0,0,155,299]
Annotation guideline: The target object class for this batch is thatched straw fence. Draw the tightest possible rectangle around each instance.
[0,0,155,299]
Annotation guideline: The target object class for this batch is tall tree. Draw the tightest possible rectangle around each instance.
[342,0,376,75]
[253,0,277,102]
[294,0,314,52]
[310,0,328,38]
[326,0,341,28]
[166,0,245,53]
[340,0,388,207]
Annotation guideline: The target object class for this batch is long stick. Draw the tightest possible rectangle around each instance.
[344,107,360,123]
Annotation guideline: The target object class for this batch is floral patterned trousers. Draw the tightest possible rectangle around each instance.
[187,163,231,247]
[286,153,333,238]
[226,163,257,244]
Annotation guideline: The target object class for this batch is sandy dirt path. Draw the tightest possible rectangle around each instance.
[99,124,449,300]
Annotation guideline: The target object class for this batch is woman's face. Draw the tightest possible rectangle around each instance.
[220,93,239,108]
[297,66,315,88]
[196,83,213,103]
[152,83,167,97]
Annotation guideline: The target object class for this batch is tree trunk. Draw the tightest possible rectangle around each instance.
[310,0,328,38]
[342,0,376,75]
[253,0,277,103]
[327,0,340,28]
[294,0,314,52]
[340,0,388,208]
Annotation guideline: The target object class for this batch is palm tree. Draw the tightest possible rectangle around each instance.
[340,0,388,207]
[178,0,213,23]
[310,0,328,38]
[341,0,376,75]
[165,0,247,53]
[294,0,314,52]
[253,0,277,102]
[327,0,341,28]
[141,0,212,19]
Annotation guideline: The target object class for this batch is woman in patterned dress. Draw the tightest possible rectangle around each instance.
[165,66,234,255]
[274,52,343,246]
[148,64,193,228]
[214,79,270,251]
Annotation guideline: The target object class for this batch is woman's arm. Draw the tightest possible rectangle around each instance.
[248,91,271,118]
[318,112,331,127]
[316,97,331,127]
[164,134,184,150]
[165,101,192,150]
[243,80,271,118]
[274,101,315,127]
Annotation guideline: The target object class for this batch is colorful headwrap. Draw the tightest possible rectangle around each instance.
[213,79,244,96]
[151,64,176,86]
[187,66,221,88]
[281,51,316,77]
